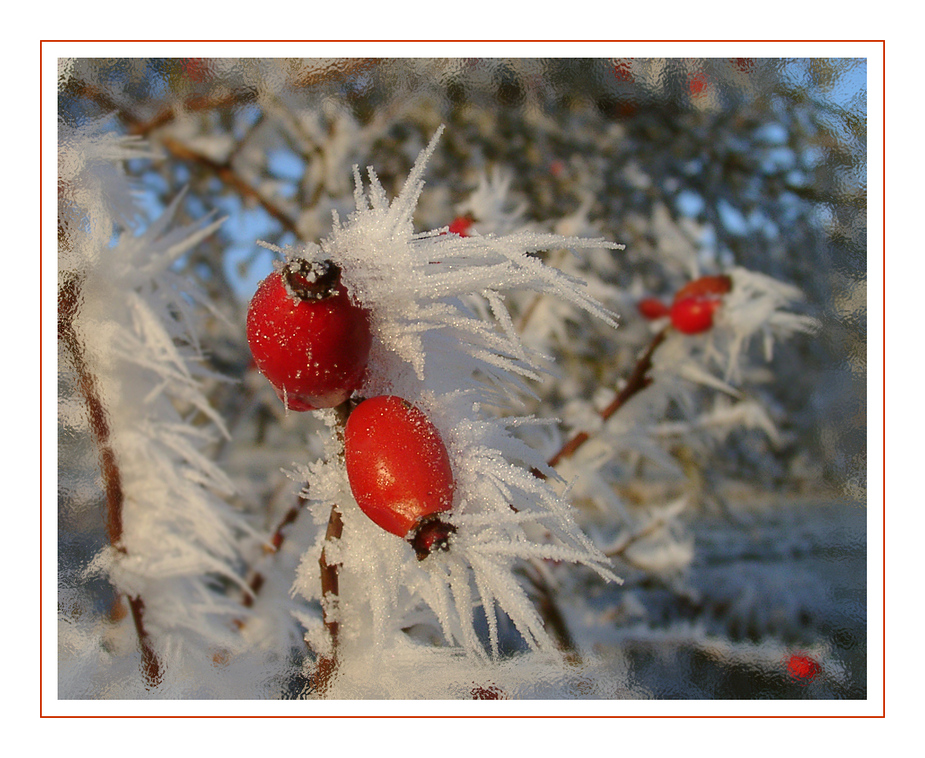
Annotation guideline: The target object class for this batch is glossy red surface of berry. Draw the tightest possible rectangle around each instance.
[637,297,670,320]
[669,296,720,335]
[246,260,372,411]
[345,396,456,557]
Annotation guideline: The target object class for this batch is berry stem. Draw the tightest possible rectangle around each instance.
[58,271,163,688]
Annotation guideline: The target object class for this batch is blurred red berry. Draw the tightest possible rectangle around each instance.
[612,61,633,82]
[182,58,209,82]
[733,58,755,73]
[669,296,720,334]
[448,216,474,237]
[637,297,670,320]
[471,684,504,699]
[673,274,733,303]
[786,654,821,684]
[689,72,709,97]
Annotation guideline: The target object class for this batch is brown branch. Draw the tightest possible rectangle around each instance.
[129,89,259,137]
[231,497,307,635]
[58,271,163,688]
[543,326,669,472]
[315,504,344,694]
[312,403,353,694]
[69,79,301,239]
[159,136,301,237]
[522,327,669,655]
[69,79,258,139]
[523,564,580,665]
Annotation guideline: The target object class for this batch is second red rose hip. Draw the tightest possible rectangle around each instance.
[345,396,456,559]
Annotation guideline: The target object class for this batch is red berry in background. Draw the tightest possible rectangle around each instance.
[447,216,474,237]
[182,58,209,82]
[689,72,709,97]
[345,396,456,559]
[786,653,821,685]
[637,297,670,320]
[667,275,732,334]
[471,684,504,699]
[246,259,372,411]
[733,58,755,73]
[672,274,732,304]
[669,296,720,335]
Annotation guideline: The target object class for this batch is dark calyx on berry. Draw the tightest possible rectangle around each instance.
[410,515,457,561]
[283,258,342,301]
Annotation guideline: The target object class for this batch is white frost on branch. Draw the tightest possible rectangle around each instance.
[61,122,255,676]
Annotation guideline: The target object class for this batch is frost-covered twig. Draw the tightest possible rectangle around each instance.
[543,326,669,472]
[58,272,163,687]
[160,136,300,236]
[313,401,353,694]
[316,504,344,694]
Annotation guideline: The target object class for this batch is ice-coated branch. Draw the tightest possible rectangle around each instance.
[315,504,344,694]
[58,271,163,688]
[542,325,669,473]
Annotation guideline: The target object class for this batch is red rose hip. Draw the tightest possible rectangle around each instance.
[669,296,721,334]
[668,274,732,335]
[345,396,456,559]
[672,274,732,304]
[246,259,372,411]
[448,215,473,237]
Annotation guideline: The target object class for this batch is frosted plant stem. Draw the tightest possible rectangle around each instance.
[313,401,352,695]
[315,503,343,695]
[523,564,580,665]
[58,271,164,688]
[521,327,668,657]
[543,326,669,471]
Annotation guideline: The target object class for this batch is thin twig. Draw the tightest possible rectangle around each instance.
[313,402,352,695]
[240,500,303,611]
[315,504,344,694]
[522,564,580,665]
[159,136,300,237]
[58,271,163,688]
[543,326,669,472]
[523,326,669,655]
